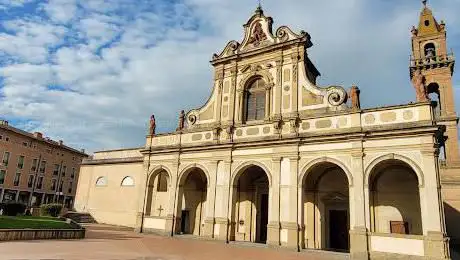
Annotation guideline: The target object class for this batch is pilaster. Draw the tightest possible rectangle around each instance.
[274,58,283,118]
[267,157,281,246]
[214,160,231,241]
[420,147,446,235]
[135,158,150,233]
[203,161,218,238]
[349,147,369,259]
[424,231,451,259]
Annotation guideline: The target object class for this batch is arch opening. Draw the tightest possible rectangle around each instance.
[177,167,208,236]
[424,42,437,62]
[301,162,350,252]
[369,159,423,235]
[231,165,270,243]
[427,82,442,118]
[146,170,170,216]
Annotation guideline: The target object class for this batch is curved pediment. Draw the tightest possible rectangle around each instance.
[212,7,310,61]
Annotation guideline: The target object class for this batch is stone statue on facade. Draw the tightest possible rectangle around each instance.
[412,69,429,102]
[176,110,185,131]
[149,115,156,135]
[349,85,361,110]
[248,22,267,47]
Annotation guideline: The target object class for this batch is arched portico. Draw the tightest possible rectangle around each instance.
[145,167,172,217]
[229,163,271,243]
[174,165,209,236]
[367,157,423,235]
[300,160,351,252]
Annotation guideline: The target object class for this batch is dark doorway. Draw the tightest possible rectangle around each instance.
[258,193,269,243]
[329,210,349,251]
[180,210,189,234]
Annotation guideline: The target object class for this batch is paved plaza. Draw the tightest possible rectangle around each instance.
[0,224,349,260]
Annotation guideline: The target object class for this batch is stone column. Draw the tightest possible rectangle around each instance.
[349,149,369,260]
[267,157,281,247]
[203,161,218,238]
[420,147,450,259]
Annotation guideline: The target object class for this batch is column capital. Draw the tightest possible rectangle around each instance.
[271,157,282,163]
[351,150,365,159]
[420,145,438,156]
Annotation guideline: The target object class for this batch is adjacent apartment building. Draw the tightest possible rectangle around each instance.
[0,120,87,208]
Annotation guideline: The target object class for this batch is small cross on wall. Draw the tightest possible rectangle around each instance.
[157,205,164,216]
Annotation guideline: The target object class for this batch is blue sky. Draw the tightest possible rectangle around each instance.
[0,0,459,153]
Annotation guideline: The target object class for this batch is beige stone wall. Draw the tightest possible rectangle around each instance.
[74,161,143,228]
[371,168,423,235]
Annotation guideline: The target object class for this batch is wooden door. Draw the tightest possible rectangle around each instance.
[329,210,349,251]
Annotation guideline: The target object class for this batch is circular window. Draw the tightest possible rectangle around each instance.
[425,20,430,26]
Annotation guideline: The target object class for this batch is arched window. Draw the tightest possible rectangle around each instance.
[95,176,107,186]
[424,43,436,60]
[244,77,266,122]
[121,176,134,186]
[427,83,441,117]
[157,172,168,192]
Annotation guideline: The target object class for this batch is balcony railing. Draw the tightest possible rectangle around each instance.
[410,53,455,67]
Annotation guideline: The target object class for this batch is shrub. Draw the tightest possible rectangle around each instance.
[40,204,63,217]
[2,202,26,216]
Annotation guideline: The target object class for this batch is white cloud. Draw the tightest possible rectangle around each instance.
[0,0,35,9]
[0,0,460,152]
[42,0,77,23]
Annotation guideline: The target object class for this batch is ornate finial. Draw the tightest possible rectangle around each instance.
[422,0,427,7]
[255,0,263,15]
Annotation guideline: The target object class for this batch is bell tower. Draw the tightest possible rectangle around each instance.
[410,0,458,165]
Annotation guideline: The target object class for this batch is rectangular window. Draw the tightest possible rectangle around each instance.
[59,180,64,192]
[36,176,43,189]
[71,168,75,179]
[28,175,34,188]
[13,172,21,186]
[0,169,5,185]
[51,179,57,191]
[31,158,38,171]
[62,165,66,177]
[2,152,10,166]
[68,182,73,193]
[39,161,46,173]
[53,164,60,175]
[17,155,25,169]
[23,142,28,147]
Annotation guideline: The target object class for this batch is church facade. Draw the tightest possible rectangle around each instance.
[75,4,458,260]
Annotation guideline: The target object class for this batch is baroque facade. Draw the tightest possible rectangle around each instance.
[75,4,458,260]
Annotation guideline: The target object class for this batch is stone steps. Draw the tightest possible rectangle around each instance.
[63,212,96,224]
